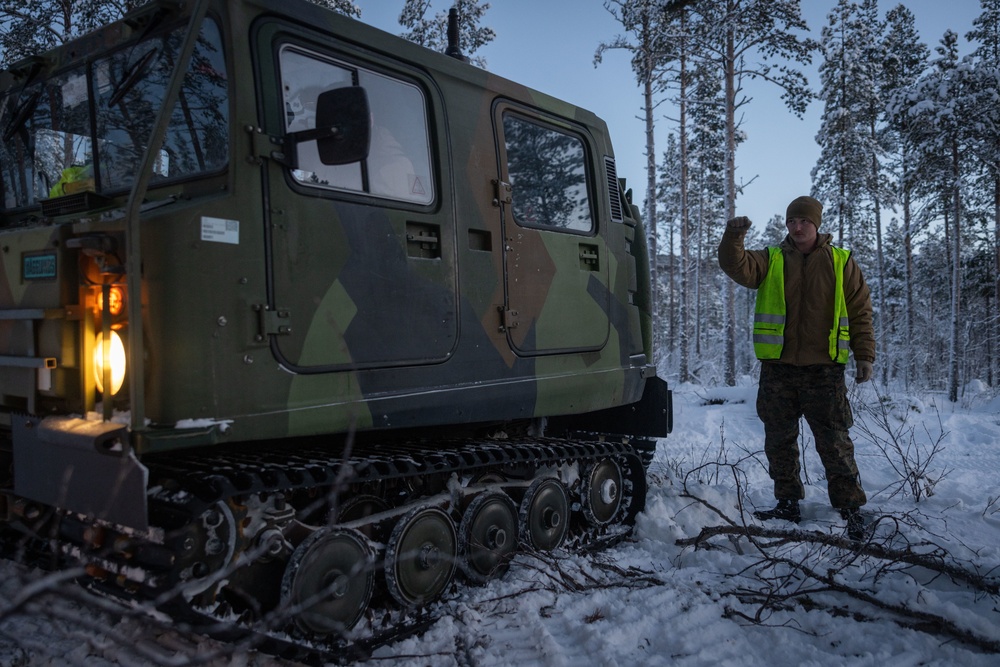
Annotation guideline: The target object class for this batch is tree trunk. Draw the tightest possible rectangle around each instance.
[723,1,737,386]
[871,118,887,384]
[993,172,999,388]
[641,11,658,353]
[678,13,691,383]
[903,173,915,389]
[695,182,703,356]
[949,140,962,403]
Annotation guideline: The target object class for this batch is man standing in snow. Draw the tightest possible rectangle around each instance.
[718,195,875,540]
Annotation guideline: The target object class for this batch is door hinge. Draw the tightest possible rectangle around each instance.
[492,179,512,207]
[497,305,519,332]
[254,304,292,340]
[245,125,290,167]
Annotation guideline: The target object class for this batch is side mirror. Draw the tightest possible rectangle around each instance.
[315,86,370,165]
[287,86,371,166]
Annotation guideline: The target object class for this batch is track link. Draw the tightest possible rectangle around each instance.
[6,434,649,662]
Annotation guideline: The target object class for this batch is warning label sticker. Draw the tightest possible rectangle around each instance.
[201,217,239,245]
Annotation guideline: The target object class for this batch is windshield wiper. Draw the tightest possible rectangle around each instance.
[107,47,160,108]
[2,91,40,143]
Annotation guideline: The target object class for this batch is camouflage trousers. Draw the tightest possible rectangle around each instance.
[756,362,867,509]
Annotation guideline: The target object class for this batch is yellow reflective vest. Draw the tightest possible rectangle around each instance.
[753,246,851,363]
[48,164,94,198]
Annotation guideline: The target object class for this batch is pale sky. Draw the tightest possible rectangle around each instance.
[353,1,981,232]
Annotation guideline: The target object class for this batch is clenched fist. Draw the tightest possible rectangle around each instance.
[727,216,751,230]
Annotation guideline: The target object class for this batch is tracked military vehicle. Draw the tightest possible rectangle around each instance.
[0,0,671,656]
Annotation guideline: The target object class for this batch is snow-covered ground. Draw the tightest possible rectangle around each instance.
[2,378,999,666]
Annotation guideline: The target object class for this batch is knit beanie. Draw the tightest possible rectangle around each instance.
[786,196,822,229]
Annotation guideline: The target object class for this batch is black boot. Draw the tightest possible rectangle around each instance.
[753,499,801,523]
[840,508,867,541]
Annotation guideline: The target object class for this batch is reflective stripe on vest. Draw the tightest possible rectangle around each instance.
[753,247,786,359]
[753,245,852,364]
[829,246,851,363]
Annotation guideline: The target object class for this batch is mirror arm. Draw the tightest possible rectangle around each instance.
[278,126,347,169]
[287,125,342,144]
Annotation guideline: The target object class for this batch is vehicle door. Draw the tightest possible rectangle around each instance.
[254,28,456,372]
[494,103,610,355]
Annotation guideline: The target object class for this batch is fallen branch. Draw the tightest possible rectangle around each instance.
[733,554,1000,653]
[676,522,1000,596]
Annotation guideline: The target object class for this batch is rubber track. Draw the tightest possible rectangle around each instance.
[60,436,648,662]
[143,436,643,529]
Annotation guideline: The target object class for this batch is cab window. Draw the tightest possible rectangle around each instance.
[502,113,593,233]
[93,19,229,192]
[279,46,434,205]
[0,18,227,211]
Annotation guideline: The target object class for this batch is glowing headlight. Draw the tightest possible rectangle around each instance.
[94,330,127,396]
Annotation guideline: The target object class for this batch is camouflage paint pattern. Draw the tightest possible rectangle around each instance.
[0,0,657,457]
[756,363,867,509]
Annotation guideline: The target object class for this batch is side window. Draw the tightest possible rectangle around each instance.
[502,113,593,233]
[279,46,433,205]
[3,71,92,207]
[0,18,228,210]
[93,18,228,192]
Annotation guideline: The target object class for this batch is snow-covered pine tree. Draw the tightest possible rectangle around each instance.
[686,59,727,373]
[901,31,978,400]
[966,0,1000,388]
[657,134,683,376]
[654,4,702,381]
[689,0,815,386]
[812,0,872,250]
[0,0,143,65]
[598,0,682,354]
[882,4,930,388]
[856,0,891,384]
[0,0,362,66]
[398,0,495,68]
[310,0,361,18]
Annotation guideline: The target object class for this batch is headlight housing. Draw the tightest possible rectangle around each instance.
[93,330,127,396]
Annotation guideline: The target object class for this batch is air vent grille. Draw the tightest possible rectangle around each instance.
[605,156,623,223]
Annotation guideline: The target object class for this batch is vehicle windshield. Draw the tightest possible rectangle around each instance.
[0,17,228,212]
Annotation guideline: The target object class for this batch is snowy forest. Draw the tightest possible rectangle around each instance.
[596,0,1000,404]
[1,2,999,666]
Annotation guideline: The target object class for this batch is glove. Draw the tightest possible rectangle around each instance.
[855,360,873,383]
[727,216,751,230]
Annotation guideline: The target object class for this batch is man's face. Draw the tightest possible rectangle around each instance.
[786,217,818,252]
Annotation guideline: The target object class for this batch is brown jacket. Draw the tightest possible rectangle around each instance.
[718,227,876,366]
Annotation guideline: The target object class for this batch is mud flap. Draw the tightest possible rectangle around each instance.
[13,416,148,529]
